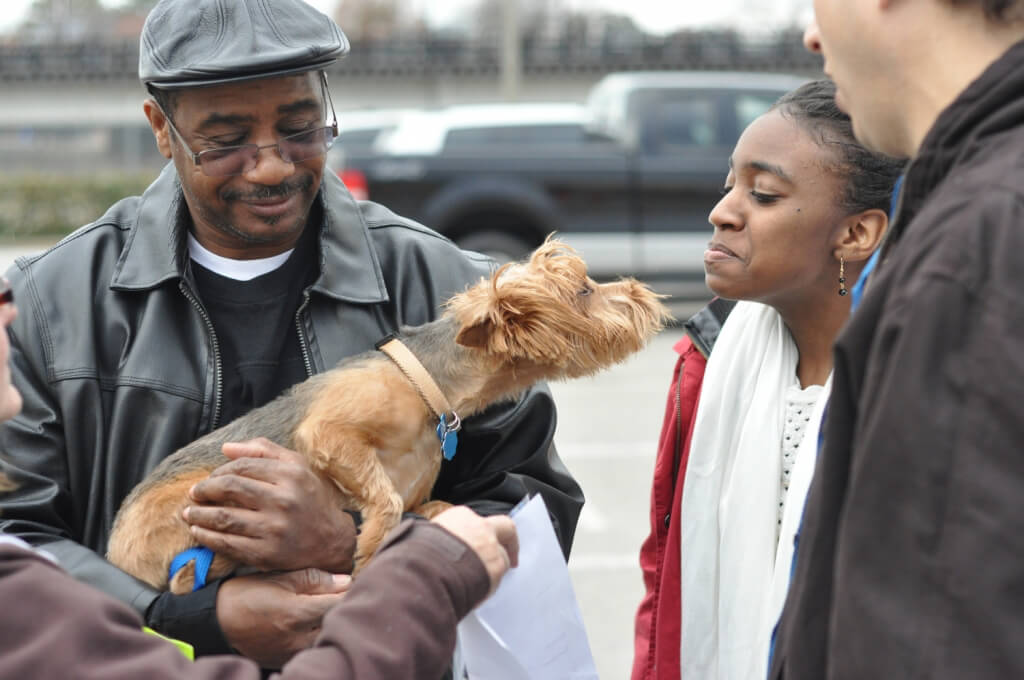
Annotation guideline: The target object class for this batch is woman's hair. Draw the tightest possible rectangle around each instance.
[771,79,905,215]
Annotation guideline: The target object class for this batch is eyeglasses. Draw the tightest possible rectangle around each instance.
[155,73,339,178]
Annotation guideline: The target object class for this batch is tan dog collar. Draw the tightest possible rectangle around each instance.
[376,336,462,459]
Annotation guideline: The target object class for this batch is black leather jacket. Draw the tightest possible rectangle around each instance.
[0,165,583,622]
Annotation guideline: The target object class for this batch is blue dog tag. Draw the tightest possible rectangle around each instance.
[436,413,460,461]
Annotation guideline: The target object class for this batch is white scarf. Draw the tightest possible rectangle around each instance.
[678,301,830,680]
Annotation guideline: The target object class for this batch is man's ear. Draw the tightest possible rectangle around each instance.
[143,99,173,160]
[835,208,888,263]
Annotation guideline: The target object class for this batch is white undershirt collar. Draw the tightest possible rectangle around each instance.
[187,233,294,281]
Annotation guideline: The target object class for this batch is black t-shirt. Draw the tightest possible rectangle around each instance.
[190,229,318,425]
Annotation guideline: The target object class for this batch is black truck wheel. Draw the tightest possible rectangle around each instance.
[455,231,534,265]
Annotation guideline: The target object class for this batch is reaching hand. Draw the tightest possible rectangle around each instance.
[0,297,22,423]
[431,506,519,596]
[216,568,351,669]
[183,437,356,574]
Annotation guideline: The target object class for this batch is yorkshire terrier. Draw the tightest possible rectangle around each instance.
[107,238,671,593]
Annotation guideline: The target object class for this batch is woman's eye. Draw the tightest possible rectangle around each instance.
[750,191,779,205]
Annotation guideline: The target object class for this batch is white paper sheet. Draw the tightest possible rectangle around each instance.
[456,494,600,680]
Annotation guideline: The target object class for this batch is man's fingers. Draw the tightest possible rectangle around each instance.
[279,567,353,595]
[221,438,304,464]
[302,592,349,617]
[184,504,263,537]
[206,455,288,483]
[188,525,265,563]
[189,471,270,505]
[486,515,519,568]
[216,571,346,667]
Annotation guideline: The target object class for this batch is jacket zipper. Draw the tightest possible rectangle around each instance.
[294,290,314,378]
[643,355,686,680]
[180,282,224,430]
[665,361,685,530]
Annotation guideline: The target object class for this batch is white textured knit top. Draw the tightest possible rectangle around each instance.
[779,382,824,530]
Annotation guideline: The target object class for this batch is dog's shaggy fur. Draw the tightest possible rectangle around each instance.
[107,238,671,593]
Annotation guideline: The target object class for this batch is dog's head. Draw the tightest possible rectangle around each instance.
[446,237,672,378]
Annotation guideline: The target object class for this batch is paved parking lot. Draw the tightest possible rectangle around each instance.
[552,322,696,678]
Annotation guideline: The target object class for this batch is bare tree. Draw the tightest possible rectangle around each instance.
[461,0,551,41]
[13,0,155,43]
[21,0,107,42]
[334,0,425,41]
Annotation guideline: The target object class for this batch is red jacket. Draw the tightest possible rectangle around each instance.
[632,299,734,680]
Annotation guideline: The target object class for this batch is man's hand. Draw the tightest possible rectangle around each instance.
[431,506,519,595]
[217,568,351,669]
[183,438,356,574]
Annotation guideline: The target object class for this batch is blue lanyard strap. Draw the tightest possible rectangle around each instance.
[850,249,879,313]
[851,174,904,314]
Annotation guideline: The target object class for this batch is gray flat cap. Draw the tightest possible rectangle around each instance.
[139,0,349,90]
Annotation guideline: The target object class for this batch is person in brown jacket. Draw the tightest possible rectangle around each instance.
[768,1,1024,678]
[0,511,515,680]
[0,292,519,679]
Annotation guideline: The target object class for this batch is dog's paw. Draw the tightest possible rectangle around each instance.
[168,563,196,595]
[413,499,453,519]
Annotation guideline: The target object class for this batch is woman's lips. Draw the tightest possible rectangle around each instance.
[704,242,740,263]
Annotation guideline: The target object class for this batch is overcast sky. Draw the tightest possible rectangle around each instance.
[1,0,812,36]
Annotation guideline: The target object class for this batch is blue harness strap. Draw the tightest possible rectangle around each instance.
[168,546,215,592]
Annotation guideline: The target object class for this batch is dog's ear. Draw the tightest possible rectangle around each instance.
[448,280,503,351]
[448,265,511,351]
[446,259,572,360]
[450,298,523,356]
[455,316,495,349]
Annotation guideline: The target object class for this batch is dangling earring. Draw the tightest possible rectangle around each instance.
[838,255,848,297]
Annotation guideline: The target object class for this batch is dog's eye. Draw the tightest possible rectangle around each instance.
[578,285,592,296]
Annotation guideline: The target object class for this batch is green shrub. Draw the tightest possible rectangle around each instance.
[0,173,157,239]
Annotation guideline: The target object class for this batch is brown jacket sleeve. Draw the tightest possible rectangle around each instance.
[277,520,491,679]
[0,520,489,680]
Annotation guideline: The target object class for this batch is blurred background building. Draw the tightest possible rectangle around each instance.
[0,1,820,262]
[0,0,820,173]
[0,0,821,247]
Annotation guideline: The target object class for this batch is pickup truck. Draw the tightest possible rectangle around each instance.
[331,71,807,289]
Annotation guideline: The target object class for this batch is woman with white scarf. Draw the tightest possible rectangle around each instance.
[632,80,905,680]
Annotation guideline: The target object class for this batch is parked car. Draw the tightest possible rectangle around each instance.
[326,108,419,199]
[332,71,807,291]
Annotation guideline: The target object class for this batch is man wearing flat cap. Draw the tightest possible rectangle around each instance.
[0,0,583,669]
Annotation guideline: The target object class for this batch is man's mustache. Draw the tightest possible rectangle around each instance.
[221,175,314,202]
